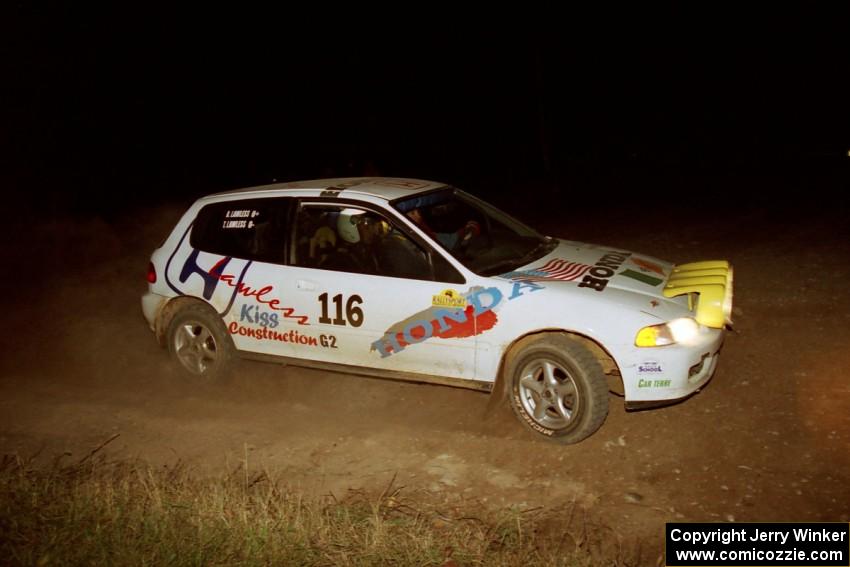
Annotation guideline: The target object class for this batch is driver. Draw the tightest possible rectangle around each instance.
[336,209,378,273]
[338,209,428,277]
[405,207,480,251]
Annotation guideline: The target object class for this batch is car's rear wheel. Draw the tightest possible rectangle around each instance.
[166,303,234,381]
[507,334,608,444]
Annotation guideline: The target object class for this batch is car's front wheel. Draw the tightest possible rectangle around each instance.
[166,303,234,381]
[507,334,609,444]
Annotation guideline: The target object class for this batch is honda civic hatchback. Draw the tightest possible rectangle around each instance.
[142,177,733,444]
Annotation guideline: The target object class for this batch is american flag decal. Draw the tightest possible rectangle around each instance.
[503,258,592,282]
[533,258,592,281]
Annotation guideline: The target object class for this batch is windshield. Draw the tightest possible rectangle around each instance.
[393,188,557,276]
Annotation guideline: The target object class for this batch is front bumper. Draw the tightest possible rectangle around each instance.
[621,325,725,404]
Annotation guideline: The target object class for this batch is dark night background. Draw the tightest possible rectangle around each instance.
[2,9,850,557]
[3,6,849,217]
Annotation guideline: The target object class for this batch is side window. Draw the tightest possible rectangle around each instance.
[291,203,437,281]
[190,198,291,264]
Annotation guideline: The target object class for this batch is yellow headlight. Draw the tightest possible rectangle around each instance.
[635,324,674,347]
[635,318,699,347]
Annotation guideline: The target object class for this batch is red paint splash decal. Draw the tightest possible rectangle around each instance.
[436,305,498,339]
[371,281,543,358]
[390,305,499,349]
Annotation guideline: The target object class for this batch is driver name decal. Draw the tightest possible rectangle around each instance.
[222,208,260,229]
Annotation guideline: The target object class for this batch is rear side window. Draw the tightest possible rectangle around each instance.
[190,198,291,264]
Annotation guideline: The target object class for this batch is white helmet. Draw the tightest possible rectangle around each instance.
[337,208,364,244]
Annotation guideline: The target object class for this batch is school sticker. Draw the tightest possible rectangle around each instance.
[638,361,663,374]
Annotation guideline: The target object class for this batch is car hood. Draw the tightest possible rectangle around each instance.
[502,239,680,303]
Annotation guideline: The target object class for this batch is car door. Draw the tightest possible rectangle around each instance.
[166,196,305,358]
[277,200,478,380]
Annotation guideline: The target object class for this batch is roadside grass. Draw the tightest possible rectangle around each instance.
[0,452,639,566]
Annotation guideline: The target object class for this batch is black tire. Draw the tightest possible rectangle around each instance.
[506,333,609,444]
[166,302,234,381]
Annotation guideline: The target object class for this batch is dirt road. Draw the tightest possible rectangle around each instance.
[2,202,848,557]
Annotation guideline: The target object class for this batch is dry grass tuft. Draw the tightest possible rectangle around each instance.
[0,453,642,566]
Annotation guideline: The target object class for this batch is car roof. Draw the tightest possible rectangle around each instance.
[207,177,448,203]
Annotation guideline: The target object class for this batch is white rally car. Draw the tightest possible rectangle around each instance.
[142,177,733,444]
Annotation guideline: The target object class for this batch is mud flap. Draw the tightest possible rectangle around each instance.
[483,363,509,418]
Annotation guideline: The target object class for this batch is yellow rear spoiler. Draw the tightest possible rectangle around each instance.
[662,260,734,328]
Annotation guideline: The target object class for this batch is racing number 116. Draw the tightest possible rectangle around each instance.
[318,293,364,327]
